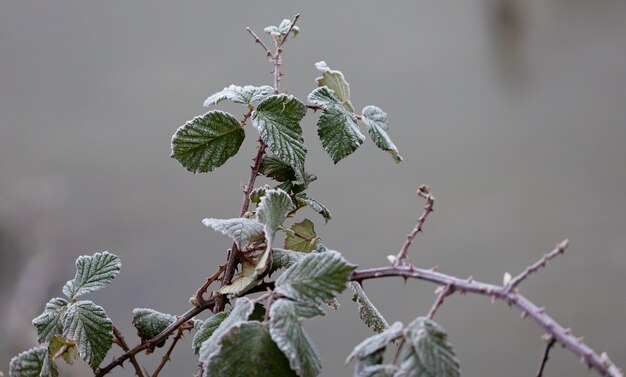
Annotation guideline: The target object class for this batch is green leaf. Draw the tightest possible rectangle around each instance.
[192,312,228,355]
[217,247,271,296]
[61,300,113,370]
[270,248,305,272]
[171,110,245,173]
[269,300,322,377]
[256,188,294,246]
[252,95,307,172]
[131,308,176,347]
[284,219,319,253]
[48,336,77,366]
[399,317,460,377]
[204,85,273,107]
[275,250,356,304]
[8,347,56,377]
[32,298,68,344]
[250,185,269,205]
[347,322,403,363]
[264,19,300,44]
[259,156,297,182]
[199,298,255,364]
[358,364,398,377]
[295,194,332,222]
[204,321,298,377]
[350,282,390,334]
[361,106,402,163]
[62,251,121,300]
[314,61,354,112]
[308,87,365,164]
[202,218,265,250]
[352,348,384,377]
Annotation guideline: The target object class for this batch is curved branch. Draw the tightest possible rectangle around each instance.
[350,245,623,377]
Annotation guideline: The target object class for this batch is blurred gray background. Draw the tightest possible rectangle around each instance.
[2,1,625,376]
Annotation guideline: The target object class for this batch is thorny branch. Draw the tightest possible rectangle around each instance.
[504,239,568,293]
[427,284,453,320]
[351,239,622,377]
[151,322,194,377]
[112,326,144,377]
[394,185,435,266]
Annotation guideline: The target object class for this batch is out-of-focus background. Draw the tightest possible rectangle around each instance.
[2,1,625,376]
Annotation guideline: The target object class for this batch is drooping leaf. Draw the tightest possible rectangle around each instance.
[358,364,398,377]
[361,106,402,163]
[48,336,77,366]
[259,156,297,182]
[38,348,58,377]
[295,194,332,222]
[171,110,245,173]
[61,301,113,370]
[204,321,297,377]
[204,85,273,107]
[8,346,56,377]
[217,248,271,296]
[202,218,265,250]
[399,317,460,377]
[252,95,307,172]
[192,312,228,355]
[132,308,176,347]
[275,250,356,304]
[284,219,319,253]
[350,282,390,334]
[270,248,305,272]
[62,252,121,300]
[198,298,255,364]
[308,87,364,164]
[347,322,403,363]
[314,61,354,112]
[256,188,294,246]
[269,300,322,377]
[32,298,68,344]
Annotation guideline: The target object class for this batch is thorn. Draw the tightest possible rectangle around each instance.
[564,327,572,334]
[491,295,496,304]
[538,306,546,313]
[578,336,585,342]
[520,311,528,318]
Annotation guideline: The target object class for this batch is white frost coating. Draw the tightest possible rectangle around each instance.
[314,61,354,112]
[202,217,265,249]
[203,85,274,107]
[361,105,403,163]
[255,188,294,248]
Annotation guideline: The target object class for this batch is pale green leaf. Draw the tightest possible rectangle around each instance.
[361,106,402,163]
[202,218,265,250]
[204,321,297,377]
[347,322,403,363]
[192,312,228,355]
[259,156,297,182]
[204,85,273,107]
[132,308,176,347]
[359,364,398,377]
[250,185,269,205]
[295,194,332,222]
[399,317,460,377]
[264,19,299,44]
[62,252,121,300]
[284,219,319,253]
[38,348,58,377]
[198,298,255,364]
[48,336,77,366]
[8,347,56,377]
[256,188,294,246]
[171,110,245,173]
[61,300,113,370]
[252,95,307,172]
[269,300,322,377]
[350,282,390,334]
[275,250,356,304]
[270,248,305,272]
[32,298,68,344]
[314,61,354,112]
[217,247,271,296]
[353,349,384,377]
[308,87,364,164]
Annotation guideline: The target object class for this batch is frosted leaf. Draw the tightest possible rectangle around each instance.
[202,217,265,250]
[61,301,113,370]
[203,85,273,107]
[62,252,121,300]
[314,61,354,112]
[350,282,390,334]
[132,308,176,347]
[32,298,68,344]
[361,106,402,163]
